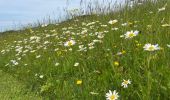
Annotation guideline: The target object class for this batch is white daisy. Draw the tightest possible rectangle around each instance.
[143,44,160,51]
[106,90,119,100]
[124,30,139,39]
[167,44,170,48]
[64,40,76,47]
[108,20,118,25]
[121,79,131,88]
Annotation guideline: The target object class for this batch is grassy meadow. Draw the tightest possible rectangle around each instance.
[0,0,170,99]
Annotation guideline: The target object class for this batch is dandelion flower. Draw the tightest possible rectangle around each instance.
[64,40,76,47]
[106,90,119,100]
[124,30,139,39]
[143,44,160,51]
[121,79,131,88]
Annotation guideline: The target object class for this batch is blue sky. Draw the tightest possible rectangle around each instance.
[0,0,123,31]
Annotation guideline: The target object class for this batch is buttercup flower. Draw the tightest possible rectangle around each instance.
[106,90,119,100]
[76,80,82,85]
[143,44,160,51]
[114,61,119,66]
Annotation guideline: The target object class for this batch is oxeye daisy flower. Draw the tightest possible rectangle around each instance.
[121,79,131,88]
[64,40,76,47]
[143,44,160,51]
[106,90,119,100]
[108,20,118,25]
[123,30,139,39]
[167,44,170,48]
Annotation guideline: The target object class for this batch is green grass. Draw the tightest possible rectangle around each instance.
[0,0,170,99]
[0,70,41,100]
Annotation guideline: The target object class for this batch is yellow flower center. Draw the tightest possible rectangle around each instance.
[148,46,155,51]
[129,32,134,37]
[121,50,126,54]
[110,95,116,100]
[68,41,73,46]
[124,80,129,84]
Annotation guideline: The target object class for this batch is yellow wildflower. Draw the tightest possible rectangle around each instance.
[76,80,82,85]
[114,61,119,66]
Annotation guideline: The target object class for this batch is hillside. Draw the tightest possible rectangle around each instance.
[0,70,41,100]
[0,0,170,99]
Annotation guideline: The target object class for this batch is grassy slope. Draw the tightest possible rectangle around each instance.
[0,70,41,100]
[0,0,170,99]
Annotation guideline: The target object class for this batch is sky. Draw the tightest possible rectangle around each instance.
[0,0,124,32]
